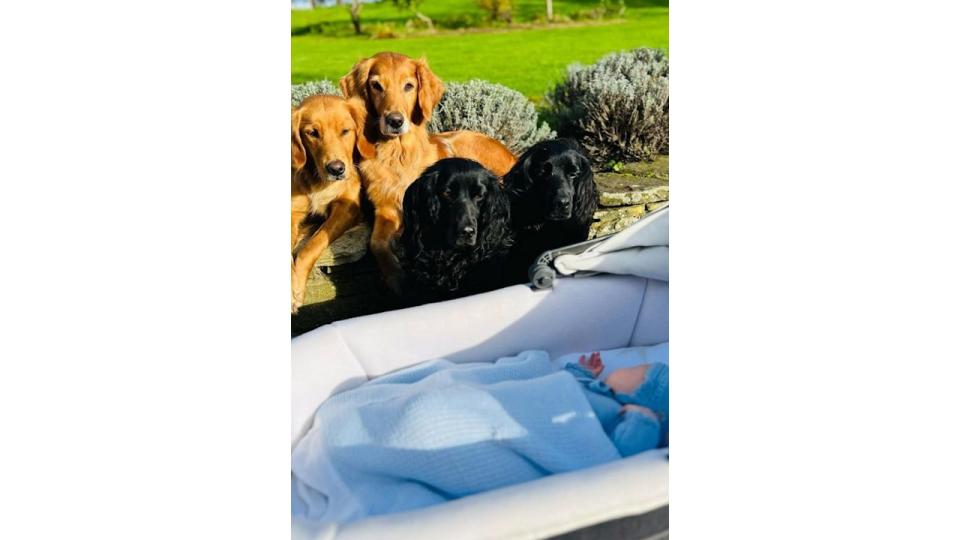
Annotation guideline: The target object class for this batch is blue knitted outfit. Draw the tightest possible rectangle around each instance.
[564,362,669,457]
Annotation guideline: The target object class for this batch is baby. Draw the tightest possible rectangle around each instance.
[565,352,669,457]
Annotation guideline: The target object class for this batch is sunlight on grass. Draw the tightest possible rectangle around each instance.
[292,11,668,99]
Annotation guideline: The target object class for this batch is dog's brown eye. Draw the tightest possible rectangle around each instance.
[308,128,319,138]
[404,82,415,92]
[441,190,451,199]
[371,81,383,92]
[341,129,350,136]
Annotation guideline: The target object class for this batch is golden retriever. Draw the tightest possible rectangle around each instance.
[340,51,517,293]
[291,94,375,313]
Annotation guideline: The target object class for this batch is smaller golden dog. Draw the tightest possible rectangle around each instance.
[291,94,375,313]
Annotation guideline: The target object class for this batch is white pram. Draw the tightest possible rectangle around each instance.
[292,207,669,539]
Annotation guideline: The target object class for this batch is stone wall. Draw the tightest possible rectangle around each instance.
[590,155,669,238]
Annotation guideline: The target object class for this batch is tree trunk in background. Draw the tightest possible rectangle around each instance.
[545,0,553,21]
[309,0,317,8]
[350,0,363,34]
[414,11,435,30]
[336,0,343,6]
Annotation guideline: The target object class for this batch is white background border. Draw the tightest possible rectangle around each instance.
[2,0,959,538]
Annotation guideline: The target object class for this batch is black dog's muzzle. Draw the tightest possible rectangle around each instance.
[547,191,574,220]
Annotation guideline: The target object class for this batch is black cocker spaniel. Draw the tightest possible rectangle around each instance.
[397,158,514,300]
[503,138,598,282]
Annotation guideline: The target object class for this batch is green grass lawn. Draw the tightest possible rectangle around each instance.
[292,0,666,33]
[291,0,668,100]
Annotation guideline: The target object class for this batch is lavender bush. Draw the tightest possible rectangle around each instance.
[548,48,669,165]
[291,80,339,107]
[428,80,554,154]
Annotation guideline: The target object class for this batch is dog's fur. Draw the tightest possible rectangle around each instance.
[431,130,517,177]
[398,158,513,301]
[339,52,517,293]
[503,139,598,283]
[291,94,375,313]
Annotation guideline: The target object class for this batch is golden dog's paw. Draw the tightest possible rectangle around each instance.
[291,275,305,314]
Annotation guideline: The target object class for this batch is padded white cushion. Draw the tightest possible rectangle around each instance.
[332,275,648,377]
[631,278,669,346]
[291,326,368,446]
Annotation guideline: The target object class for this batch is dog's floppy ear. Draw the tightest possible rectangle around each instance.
[401,168,441,255]
[414,57,444,124]
[415,169,442,224]
[522,150,536,184]
[479,173,513,252]
[515,147,539,193]
[346,96,376,160]
[503,147,534,197]
[340,57,373,99]
[574,146,593,180]
[573,147,597,223]
[291,107,306,172]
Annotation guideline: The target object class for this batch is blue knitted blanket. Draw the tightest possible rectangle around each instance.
[291,350,621,524]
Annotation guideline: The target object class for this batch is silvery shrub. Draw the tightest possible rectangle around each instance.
[291,80,339,107]
[548,48,669,165]
[428,80,555,154]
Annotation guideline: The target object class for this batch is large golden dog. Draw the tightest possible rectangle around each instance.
[290,94,374,313]
[340,52,517,293]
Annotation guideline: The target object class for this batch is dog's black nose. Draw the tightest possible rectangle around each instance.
[385,113,405,129]
[325,160,346,177]
[456,225,477,246]
[556,197,572,210]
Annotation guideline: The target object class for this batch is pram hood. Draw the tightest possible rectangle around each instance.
[530,205,668,287]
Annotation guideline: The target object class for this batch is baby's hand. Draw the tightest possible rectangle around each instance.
[620,404,658,421]
[578,352,604,378]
